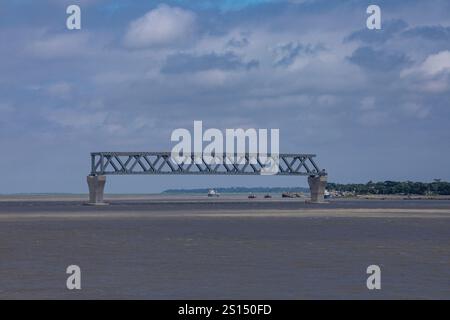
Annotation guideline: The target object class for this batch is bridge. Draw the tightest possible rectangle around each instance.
[87,152,328,204]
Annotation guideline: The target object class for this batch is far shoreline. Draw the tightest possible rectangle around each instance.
[1,193,450,202]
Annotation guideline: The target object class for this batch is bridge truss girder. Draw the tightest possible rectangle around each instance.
[90,152,325,177]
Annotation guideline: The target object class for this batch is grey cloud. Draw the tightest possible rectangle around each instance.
[347,46,411,71]
[347,20,450,48]
[226,37,250,48]
[345,19,408,44]
[160,52,259,74]
[402,25,450,42]
[272,42,325,67]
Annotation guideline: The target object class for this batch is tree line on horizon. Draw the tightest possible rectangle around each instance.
[327,180,450,195]
[163,181,450,195]
[162,186,310,194]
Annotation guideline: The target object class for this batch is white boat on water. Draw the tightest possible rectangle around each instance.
[207,189,220,197]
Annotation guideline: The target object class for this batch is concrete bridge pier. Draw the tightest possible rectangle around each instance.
[308,174,328,203]
[87,175,107,205]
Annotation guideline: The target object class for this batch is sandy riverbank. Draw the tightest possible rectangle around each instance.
[1,193,450,202]
[1,208,450,221]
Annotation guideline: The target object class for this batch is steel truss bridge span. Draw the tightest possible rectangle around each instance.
[87,152,328,205]
[90,152,325,177]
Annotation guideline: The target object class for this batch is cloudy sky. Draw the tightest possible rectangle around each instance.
[1,0,449,193]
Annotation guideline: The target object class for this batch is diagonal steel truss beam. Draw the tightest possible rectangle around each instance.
[90,152,326,177]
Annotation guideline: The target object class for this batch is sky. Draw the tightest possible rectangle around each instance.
[0,0,449,193]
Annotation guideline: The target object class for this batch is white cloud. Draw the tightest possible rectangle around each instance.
[419,51,450,76]
[26,32,95,59]
[124,4,196,48]
[401,51,450,93]
[357,110,391,127]
[402,51,450,77]
[26,82,73,98]
[402,102,430,119]
[46,82,72,98]
[190,70,231,87]
[421,79,449,93]
[45,109,108,129]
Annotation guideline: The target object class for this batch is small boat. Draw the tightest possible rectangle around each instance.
[207,189,220,197]
[282,192,303,198]
[264,194,272,198]
[282,192,293,198]
[248,193,256,199]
